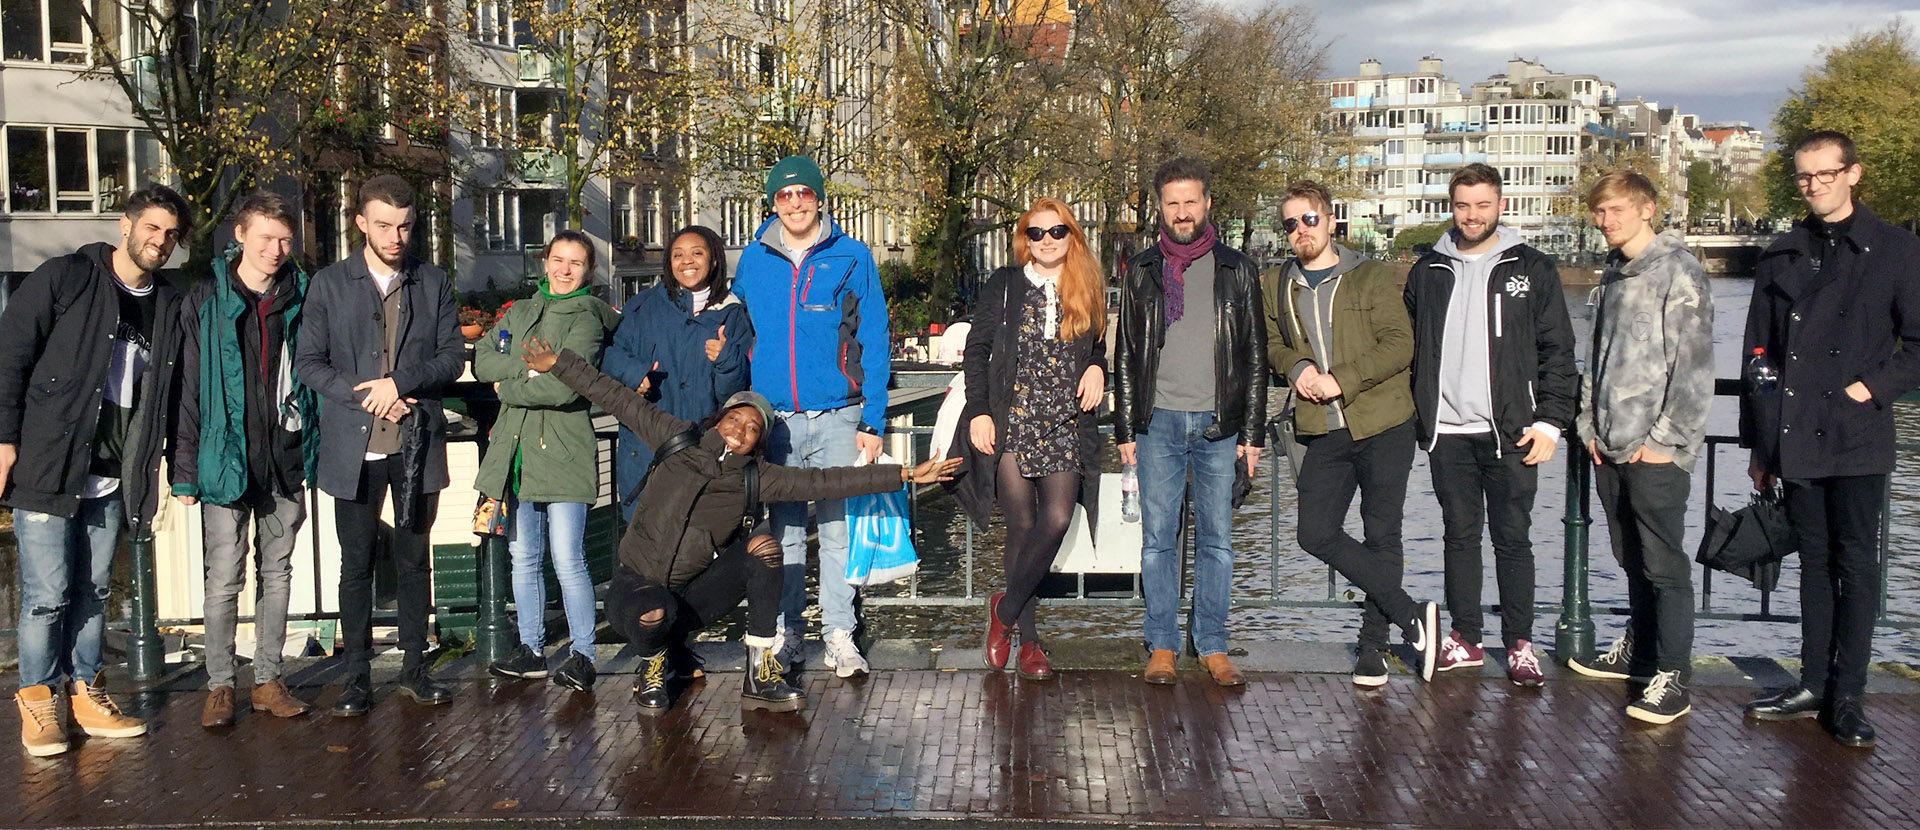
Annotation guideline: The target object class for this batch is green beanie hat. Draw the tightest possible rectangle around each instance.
[764,155,825,203]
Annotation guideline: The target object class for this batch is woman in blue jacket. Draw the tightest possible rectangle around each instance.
[605,225,754,520]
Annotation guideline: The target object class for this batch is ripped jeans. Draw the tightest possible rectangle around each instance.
[13,496,124,690]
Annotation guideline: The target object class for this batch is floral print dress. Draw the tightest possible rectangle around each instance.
[1006,280,1081,478]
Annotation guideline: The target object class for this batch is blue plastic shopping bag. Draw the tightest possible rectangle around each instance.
[845,455,918,586]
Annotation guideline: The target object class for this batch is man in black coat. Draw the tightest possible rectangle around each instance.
[293,175,465,717]
[1740,131,1920,748]
[0,185,190,757]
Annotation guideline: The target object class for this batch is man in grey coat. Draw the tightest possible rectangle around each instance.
[293,175,465,717]
[1568,171,1713,726]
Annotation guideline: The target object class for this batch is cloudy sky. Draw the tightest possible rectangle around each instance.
[1280,0,1920,133]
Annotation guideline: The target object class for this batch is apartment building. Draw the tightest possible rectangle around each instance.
[1322,57,1691,256]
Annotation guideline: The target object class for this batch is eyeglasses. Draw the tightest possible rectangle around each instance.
[1790,166,1851,189]
[773,186,817,206]
[1023,224,1070,241]
[1282,212,1322,234]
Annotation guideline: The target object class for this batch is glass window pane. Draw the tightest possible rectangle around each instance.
[133,130,165,184]
[95,129,127,211]
[3,0,44,61]
[48,0,83,63]
[54,129,89,211]
[8,127,50,212]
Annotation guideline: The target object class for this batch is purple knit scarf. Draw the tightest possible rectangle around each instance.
[1158,222,1216,325]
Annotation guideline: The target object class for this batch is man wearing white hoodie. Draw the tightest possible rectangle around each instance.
[1569,171,1713,725]
[1405,164,1577,689]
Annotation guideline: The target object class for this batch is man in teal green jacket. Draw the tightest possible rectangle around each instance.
[171,192,320,728]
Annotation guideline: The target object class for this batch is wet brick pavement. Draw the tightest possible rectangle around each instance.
[6,660,1920,828]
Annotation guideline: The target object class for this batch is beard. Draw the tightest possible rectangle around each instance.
[125,238,169,273]
[1163,214,1210,244]
[1455,218,1499,247]
[1292,235,1325,262]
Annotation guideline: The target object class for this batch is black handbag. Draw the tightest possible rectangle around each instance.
[1695,488,1798,591]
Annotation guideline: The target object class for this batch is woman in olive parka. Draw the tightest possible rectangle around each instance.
[472,231,620,691]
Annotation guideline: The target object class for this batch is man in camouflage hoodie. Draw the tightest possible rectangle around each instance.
[1569,171,1714,726]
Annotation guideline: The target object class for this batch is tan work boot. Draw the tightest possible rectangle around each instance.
[16,686,69,757]
[70,673,147,738]
[201,686,236,728]
[251,679,312,718]
[1144,649,1178,685]
[1201,653,1246,687]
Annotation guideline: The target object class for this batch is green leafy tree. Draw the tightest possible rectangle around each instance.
[1771,21,1920,223]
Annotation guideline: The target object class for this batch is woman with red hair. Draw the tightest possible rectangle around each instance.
[961,197,1108,679]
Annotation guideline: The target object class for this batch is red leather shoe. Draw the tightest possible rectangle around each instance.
[985,592,1013,670]
[1017,641,1053,680]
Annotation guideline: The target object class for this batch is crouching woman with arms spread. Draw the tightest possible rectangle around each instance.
[517,335,957,714]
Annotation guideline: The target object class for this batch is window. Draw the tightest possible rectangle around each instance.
[5,0,120,64]
[476,189,513,251]
[5,126,138,213]
[721,196,757,246]
[1410,77,1435,94]
[613,184,634,242]
[477,86,512,147]
[1330,81,1355,98]
[1546,135,1575,156]
[641,189,659,246]
[469,0,510,47]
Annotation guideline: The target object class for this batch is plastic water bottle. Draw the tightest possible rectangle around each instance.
[495,328,512,355]
[1120,462,1140,522]
[1745,347,1778,396]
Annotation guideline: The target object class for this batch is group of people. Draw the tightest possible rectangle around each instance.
[1,128,1911,757]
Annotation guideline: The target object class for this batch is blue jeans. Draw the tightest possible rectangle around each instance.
[508,499,596,657]
[14,496,124,689]
[1136,408,1239,656]
[767,405,861,635]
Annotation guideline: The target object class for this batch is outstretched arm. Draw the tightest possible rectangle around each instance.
[529,336,692,450]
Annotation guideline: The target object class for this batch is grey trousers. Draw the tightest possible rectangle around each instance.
[202,492,308,689]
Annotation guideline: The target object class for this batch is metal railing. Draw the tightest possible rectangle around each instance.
[101,376,1918,679]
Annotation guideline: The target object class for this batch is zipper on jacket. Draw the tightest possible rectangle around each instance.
[1426,261,1457,451]
[788,264,801,409]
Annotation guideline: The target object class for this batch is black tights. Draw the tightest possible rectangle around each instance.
[607,534,784,653]
[996,455,1080,641]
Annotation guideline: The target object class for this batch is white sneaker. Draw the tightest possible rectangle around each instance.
[821,629,869,679]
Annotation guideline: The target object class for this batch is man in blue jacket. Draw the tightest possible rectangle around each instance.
[731,155,890,678]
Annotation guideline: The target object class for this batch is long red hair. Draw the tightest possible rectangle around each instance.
[1011,197,1104,342]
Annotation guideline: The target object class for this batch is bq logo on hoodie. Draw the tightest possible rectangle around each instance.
[1505,274,1530,298]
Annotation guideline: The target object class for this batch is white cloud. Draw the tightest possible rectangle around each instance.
[1251,0,1920,125]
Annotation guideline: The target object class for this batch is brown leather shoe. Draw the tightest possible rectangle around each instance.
[251,679,312,718]
[1144,649,1177,685]
[201,686,236,729]
[1201,653,1246,687]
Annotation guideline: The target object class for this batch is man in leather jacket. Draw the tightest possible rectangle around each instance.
[1113,157,1267,687]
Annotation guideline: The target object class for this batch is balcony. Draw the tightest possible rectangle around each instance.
[518,147,566,185]
[516,45,558,87]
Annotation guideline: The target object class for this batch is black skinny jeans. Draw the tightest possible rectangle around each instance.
[335,456,440,676]
[606,533,782,654]
[1784,474,1886,701]
[994,455,1079,642]
[1294,420,1419,652]
[1593,460,1694,676]
[1428,433,1540,649]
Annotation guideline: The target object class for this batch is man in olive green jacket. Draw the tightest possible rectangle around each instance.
[1262,180,1438,687]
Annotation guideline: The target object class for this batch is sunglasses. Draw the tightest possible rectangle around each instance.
[1282,212,1322,234]
[773,186,817,205]
[1024,224,1070,241]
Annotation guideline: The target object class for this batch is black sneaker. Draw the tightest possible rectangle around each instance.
[488,644,549,679]
[634,650,673,714]
[552,651,596,692]
[1626,669,1690,724]
[1403,601,1440,682]
[1569,634,1636,680]
[1352,648,1389,688]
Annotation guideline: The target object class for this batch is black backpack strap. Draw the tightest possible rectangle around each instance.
[740,460,761,532]
[624,428,702,506]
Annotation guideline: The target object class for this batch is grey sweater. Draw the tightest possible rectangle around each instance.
[1576,229,1716,470]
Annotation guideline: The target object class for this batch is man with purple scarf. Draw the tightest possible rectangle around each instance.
[1113,158,1267,686]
